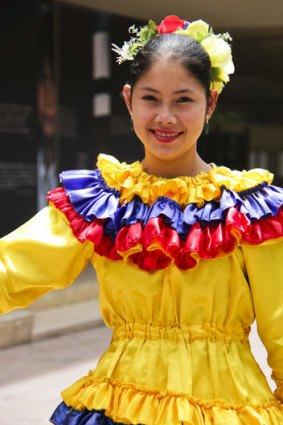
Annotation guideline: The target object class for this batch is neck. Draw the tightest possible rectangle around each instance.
[141,151,211,178]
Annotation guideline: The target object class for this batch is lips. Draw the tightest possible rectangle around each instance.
[150,129,182,143]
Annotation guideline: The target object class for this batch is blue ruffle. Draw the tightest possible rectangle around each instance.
[148,196,184,233]
[60,170,283,238]
[60,170,120,222]
[237,183,283,219]
[50,402,135,425]
[104,196,149,237]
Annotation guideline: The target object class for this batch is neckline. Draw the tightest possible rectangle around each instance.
[97,153,222,185]
[96,153,273,207]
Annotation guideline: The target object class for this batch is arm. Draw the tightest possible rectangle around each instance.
[0,204,93,314]
[242,239,283,400]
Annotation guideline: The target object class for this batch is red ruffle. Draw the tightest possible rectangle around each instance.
[48,188,283,271]
[47,188,105,246]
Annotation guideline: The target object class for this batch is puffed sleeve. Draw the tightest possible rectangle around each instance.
[0,203,94,314]
[242,238,283,401]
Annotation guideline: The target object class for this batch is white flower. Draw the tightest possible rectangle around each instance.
[222,32,233,42]
[111,42,134,64]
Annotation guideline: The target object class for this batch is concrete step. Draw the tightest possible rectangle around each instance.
[32,298,103,341]
[0,309,33,348]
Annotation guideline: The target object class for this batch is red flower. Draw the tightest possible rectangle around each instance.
[156,15,185,34]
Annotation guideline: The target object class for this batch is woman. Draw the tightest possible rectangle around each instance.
[1,15,283,425]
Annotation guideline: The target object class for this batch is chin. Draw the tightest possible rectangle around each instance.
[152,144,193,159]
[150,150,187,163]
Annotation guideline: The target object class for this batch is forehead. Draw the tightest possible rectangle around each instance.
[134,60,203,93]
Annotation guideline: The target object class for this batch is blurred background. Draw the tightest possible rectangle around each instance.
[0,0,283,235]
[0,2,282,422]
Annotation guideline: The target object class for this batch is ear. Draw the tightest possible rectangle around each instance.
[206,89,219,120]
[122,84,132,115]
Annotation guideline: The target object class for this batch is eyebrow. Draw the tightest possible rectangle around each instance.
[139,86,195,94]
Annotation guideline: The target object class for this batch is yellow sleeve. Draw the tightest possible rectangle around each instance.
[0,204,94,314]
[242,239,283,400]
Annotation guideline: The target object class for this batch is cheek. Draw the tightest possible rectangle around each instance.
[184,106,206,124]
[133,107,152,127]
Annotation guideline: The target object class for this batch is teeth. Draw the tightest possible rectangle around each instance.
[155,131,178,137]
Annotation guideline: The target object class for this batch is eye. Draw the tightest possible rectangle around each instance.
[176,96,193,103]
[141,95,157,101]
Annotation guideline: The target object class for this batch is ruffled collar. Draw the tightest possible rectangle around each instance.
[97,154,273,207]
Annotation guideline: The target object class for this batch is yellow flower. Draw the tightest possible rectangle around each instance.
[201,34,234,70]
[176,20,210,42]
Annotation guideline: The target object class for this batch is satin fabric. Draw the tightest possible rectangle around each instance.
[2,154,283,424]
[50,402,127,425]
[57,252,283,425]
[96,154,273,206]
[50,399,282,425]
[60,165,282,234]
[0,205,93,314]
[48,174,283,271]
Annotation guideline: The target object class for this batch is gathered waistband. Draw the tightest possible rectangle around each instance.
[112,322,250,343]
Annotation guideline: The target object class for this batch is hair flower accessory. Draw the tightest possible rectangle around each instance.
[112,20,158,65]
[156,15,186,34]
[176,19,210,41]
[112,15,234,93]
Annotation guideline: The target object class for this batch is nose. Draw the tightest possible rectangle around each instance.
[155,105,177,126]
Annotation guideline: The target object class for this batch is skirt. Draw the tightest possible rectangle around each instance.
[50,401,140,425]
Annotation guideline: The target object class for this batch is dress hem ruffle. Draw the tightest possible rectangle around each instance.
[51,377,283,425]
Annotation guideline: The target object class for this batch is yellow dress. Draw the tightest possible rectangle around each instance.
[1,154,283,425]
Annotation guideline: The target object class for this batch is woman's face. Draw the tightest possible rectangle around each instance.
[123,60,218,164]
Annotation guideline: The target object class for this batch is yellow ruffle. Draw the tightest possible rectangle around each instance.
[62,376,283,425]
[97,154,273,207]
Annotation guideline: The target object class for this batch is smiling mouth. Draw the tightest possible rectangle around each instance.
[150,129,183,143]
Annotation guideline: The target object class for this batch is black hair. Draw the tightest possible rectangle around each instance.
[129,33,212,98]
